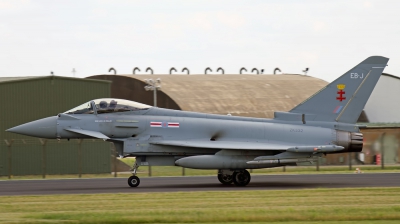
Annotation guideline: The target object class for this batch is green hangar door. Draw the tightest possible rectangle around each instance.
[0,76,113,177]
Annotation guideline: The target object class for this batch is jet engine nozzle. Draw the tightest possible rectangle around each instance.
[335,131,363,153]
[349,132,363,152]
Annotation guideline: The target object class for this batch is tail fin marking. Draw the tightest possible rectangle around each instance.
[290,56,389,124]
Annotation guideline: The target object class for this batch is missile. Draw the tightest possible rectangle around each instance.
[247,158,316,164]
[286,145,344,153]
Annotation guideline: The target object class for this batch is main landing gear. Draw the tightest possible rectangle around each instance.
[218,173,233,185]
[128,162,140,187]
[218,169,251,186]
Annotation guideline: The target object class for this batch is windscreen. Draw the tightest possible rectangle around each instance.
[94,98,151,114]
[64,102,94,114]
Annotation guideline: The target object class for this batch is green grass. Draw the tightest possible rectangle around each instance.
[0,188,399,223]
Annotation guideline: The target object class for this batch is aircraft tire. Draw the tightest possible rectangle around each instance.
[128,176,140,187]
[217,173,233,185]
[232,170,251,186]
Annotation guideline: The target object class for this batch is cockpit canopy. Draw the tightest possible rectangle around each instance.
[65,98,151,115]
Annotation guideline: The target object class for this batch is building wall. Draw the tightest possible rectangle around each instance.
[0,76,113,176]
[364,74,400,123]
[0,139,112,176]
[324,128,400,165]
[359,128,400,164]
[1,76,111,140]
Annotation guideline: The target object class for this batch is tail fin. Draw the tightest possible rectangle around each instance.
[290,56,389,124]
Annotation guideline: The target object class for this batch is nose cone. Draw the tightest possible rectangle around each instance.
[6,116,57,138]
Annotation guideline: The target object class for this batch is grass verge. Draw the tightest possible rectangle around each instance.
[0,188,399,223]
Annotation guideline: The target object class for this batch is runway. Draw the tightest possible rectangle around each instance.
[0,173,399,196]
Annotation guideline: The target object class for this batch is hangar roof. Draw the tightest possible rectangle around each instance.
[0,77,35,82]
[0,76,110,84]
[89,74,328,118]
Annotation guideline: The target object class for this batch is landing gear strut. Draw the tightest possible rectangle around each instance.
[128,162,140,187]
[232,170,251,186]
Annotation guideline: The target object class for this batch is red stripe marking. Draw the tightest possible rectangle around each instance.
[150,122,162,127]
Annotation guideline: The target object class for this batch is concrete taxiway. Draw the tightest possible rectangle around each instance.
[0,173,399,196]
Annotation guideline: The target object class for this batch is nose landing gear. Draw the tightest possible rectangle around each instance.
[128,162,140,187]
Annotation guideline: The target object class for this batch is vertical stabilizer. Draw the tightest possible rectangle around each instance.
[290,56,389,124]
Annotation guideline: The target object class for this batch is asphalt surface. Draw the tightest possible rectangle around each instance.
[1,173,399,196]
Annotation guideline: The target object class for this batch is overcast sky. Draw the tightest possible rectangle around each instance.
[0,0,399,82]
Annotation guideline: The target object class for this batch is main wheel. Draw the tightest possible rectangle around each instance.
[128,176,140,187]
[218,173,233,185]
[232,170,251,186]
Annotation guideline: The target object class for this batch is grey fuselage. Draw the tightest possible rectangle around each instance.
[54,106,357,169]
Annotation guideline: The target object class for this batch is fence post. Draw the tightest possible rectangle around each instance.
[4,139,14,179]
[148,166,152,177]
[316,157,320,171]
[348,152,352,171]
[77,139,83,178]
[283,166,286,172]
[39,139,47,179]
[110,142,117,178]
[182,167,185,176]
[381,132,386,170]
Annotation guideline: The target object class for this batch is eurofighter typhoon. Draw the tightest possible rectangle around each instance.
[7,56,389,187]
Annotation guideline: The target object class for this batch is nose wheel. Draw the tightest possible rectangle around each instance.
[128,161,140,187]
[128,176,140,187]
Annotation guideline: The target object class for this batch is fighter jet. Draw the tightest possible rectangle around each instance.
[7,56,388,187]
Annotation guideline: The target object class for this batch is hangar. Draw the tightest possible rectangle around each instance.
[88,73,400,123]
[0,76,112,177]
[363,73,400,123]
[88,74,328,118]
[89,73,399,121]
